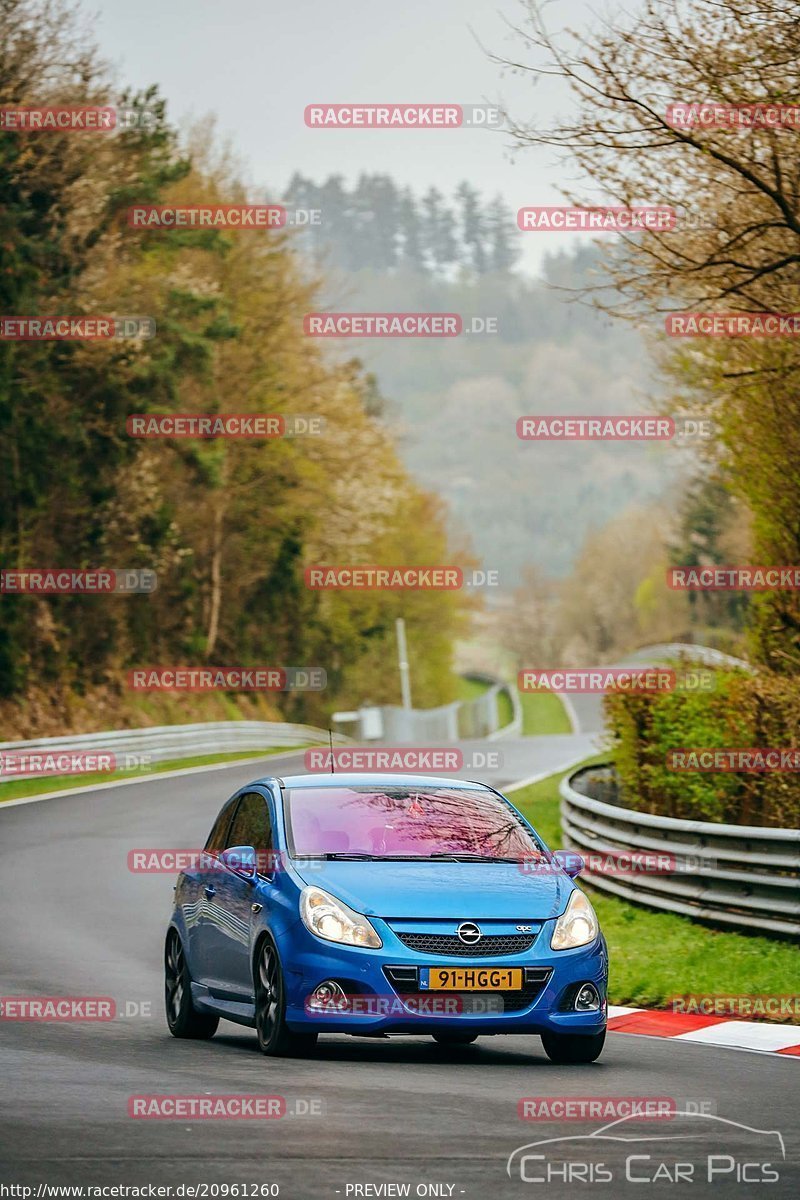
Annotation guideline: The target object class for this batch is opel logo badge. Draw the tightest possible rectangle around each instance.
[456,921,482,945]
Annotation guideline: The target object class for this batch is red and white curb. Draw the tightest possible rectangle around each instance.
[608,1005,800,1057]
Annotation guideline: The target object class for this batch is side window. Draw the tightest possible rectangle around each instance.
[225,791,274,864]
[204,797,238,853]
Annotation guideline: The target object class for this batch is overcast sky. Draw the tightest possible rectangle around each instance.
[95,0,602,273]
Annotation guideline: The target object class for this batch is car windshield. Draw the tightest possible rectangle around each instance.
[284,785,545,860]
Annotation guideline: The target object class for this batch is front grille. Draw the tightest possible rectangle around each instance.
[383,965,553,1014]
[396,932,536,957]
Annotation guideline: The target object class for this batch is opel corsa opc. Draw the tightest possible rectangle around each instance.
[165,773,608,1062]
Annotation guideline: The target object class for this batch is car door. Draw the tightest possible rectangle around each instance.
[210,790,276,996]
[181,794,238,986]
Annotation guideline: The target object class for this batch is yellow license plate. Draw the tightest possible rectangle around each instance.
[424,967,523,991]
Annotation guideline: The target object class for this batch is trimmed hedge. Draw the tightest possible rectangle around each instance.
[605,669,800,827]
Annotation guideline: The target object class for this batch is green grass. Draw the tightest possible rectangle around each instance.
[496,687,515,729]
[0,745,305,804]
[512,763,800,1020]
[455,675,491,703]
[518,687,572,735]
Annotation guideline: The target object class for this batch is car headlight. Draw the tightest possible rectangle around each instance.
[299,886,382,948]
[550,889,598,950]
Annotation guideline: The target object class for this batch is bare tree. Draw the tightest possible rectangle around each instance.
[496,0,800,670]
[495,0,800,315]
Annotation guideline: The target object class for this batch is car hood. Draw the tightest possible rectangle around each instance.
[290,859,572,920]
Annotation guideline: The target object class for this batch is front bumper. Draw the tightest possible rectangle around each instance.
[278,917,608,1036]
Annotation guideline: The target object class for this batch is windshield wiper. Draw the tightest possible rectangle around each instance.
[296,851,531,862]
[424,853,527,863]
[319,852,382,860]
[316,852,424,861]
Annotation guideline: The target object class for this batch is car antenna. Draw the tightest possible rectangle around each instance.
[328,728,335,774]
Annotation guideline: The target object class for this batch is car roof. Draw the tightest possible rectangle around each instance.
[252,772,493,791]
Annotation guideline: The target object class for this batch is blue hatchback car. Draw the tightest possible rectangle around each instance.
[165,773,608,1062]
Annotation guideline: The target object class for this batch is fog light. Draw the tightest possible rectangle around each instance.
[574,983,601,1011]
[308,980,348,1011]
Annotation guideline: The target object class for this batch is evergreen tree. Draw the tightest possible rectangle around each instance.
[316,175,351,268]
[456,181,488,275]
[487,193,519,274]
[348,174,399,271]
[283,172,325,263]
[397,188,426,272]
[421,187,460,273]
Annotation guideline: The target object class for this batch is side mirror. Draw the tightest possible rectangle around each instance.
[220,845,258,881]
[551,849,584,879]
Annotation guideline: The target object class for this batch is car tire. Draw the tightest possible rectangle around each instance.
[165,928,219,1040]
[432,1032,479,1046]
[541,1029,606,1063]
[254,937,318,1057]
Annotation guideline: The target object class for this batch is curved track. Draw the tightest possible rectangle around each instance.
[1,748,797,1197]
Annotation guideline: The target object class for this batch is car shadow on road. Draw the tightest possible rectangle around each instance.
[209,1030,608,1068]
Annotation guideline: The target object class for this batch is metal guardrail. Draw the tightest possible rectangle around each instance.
[628,642,752,671]
[378,675,521,744]
[560,764,800,937]
[1,678,521,782]
[463,673,522,741]
[0,721,347,781]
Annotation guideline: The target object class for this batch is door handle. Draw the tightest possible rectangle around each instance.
[204,885,216,899]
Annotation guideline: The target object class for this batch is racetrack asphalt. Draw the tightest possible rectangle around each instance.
[1,745,797,1198]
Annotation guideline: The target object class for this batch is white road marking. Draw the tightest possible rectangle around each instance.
[675,1022,800,1052]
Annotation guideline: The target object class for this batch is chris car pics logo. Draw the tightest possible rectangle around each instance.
[506,1112,785,1185]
